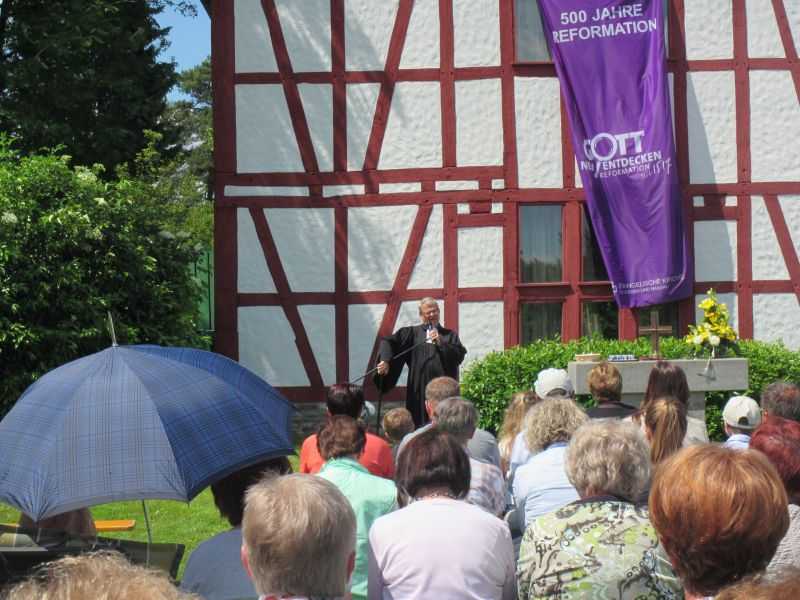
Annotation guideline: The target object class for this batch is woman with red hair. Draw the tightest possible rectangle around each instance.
[749,416,800,575]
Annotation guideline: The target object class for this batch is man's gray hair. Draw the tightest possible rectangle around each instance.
[435,397,478,444]
[418,297,438,310]
[242,474,356,597]
[761,381,800,422]
[524,397,588,453]
[565,420,650,502]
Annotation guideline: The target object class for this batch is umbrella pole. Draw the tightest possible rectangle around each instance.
[141,500,152,566]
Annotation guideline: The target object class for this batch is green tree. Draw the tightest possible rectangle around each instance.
[0,0,188,173]
[0,136,206,414]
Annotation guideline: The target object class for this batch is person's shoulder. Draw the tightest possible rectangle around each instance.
[366,431,391,449]
[473,428,497,443]
[300,433,318,451]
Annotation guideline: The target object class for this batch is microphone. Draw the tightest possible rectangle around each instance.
[425,321,435,344]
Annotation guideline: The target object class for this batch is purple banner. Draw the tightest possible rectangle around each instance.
[537,0,692,307]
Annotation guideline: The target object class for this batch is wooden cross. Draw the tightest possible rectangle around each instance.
[639,309,673,358]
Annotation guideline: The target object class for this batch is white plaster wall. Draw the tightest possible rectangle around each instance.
[345,0,398,71]
[265,208,335,292]
[238,307,309,386]
[348,205,417,291]
[687,71,737,184]
[753,294,800,350]
[225,186,309,197]
[379,82,442,170]
[515,78,562,188]
[780,195,800,264]
[379,182,422,194]
[408,204,443,289]
[458,227,504,287]
[348,304,386,381]
[786,2,800,55]
[435,180,478,191]
[694,221,737,281]
[298,84,333,172]
[751,196,789,280]
[746,0,784,58]
[453,0,500,67]
[298,305,336,385]
[695,292,738,331]
[459,301,504,366]
[236,85,304,173]
[237,208,276,293]
[323,184,365,197]
[234,0,278,72]
[750,71,800,183]
[275,0,331,72]
[684,0,733,60]
[399,0,440,69]
[346,83,381,170]
[455,79,503,166]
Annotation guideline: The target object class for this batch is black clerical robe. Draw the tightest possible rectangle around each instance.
[374,324,467,427]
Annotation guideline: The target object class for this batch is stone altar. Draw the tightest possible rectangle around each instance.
[568,358,749,425]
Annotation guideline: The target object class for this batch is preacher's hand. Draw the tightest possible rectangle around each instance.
[376,360,389,375]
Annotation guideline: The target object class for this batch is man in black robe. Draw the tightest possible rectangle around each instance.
[374,298,467,427]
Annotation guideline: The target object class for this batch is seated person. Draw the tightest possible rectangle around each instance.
[512,398,586,528]
[760,380,800,422]
[181,456,291,600]
[299,384,393,478]
[316,416,396,600]
[19,508,96,538]
[5,551,197,599]
[649,445,790,599]
[241,474,356,600]
[435,398,505,516]
[722,395,761,449]
[585,361,636,419]
[497,391,537,475]
[517,420,681,599]
[382,407,414,460]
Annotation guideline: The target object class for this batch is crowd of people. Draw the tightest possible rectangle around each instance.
[3,361,800,599]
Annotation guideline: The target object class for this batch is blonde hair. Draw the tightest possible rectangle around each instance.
[242,474,356,597]
[382,407,414,443]
[524,397,588,453]
[587,361,622,403]
[4,551,197,599]
[498,391,538,466]
[644,395,687,464]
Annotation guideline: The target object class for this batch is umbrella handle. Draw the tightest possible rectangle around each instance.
[141,500,152,566]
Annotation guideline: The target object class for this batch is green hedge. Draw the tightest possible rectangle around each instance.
[460,337,800,442]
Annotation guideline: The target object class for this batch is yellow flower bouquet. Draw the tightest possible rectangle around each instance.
[684,289,739,357]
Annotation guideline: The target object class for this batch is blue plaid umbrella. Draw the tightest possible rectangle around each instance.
[0,345,295,521]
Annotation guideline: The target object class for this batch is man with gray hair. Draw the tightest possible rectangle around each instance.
[241,474,356,600]
[761,381,800,422]
[395,376,502,468]
[436,397,506,516]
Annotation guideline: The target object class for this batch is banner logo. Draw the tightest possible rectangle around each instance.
[580,129,672,179]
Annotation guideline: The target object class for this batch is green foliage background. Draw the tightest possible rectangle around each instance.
[461,337,800,441]
[0,138,208,415]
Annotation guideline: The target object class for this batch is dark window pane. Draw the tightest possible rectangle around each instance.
[521,303,562,344]
[582,302,619,338]
[581,208,608,282]
[520,205,562,283]
[514,0,551,62]
[638,303,678,337]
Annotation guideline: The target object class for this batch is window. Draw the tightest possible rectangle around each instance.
[520,205,562,283]
[521,303,562,344]
[638,302,679,337]
[582,301,618,338]
[581,208,608,282]
[514,0,551,62]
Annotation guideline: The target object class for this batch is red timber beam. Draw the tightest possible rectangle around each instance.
[362,0,414,171]
[771,0,800,101]
[334,205,349,382]
[250,208,324,388]
[764,195,800,305]
[261,0,321,184]
[363,204,434,399]
[440,0,457,167]
[331,0,347,172]
[212,0,238,359]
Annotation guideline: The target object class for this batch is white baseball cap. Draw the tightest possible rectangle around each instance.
[534,368,574,399]
[723,395,762,430]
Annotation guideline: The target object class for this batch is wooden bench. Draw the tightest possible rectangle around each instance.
[3,520,135,532]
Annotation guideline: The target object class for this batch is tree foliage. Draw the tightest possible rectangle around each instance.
[0,136,207,414]
[0,0,180,173]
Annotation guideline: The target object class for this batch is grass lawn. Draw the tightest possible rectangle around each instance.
[0,454,300,581]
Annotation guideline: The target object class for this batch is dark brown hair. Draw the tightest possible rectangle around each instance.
[395,428,470,506]
[649,445,789,597]
[317,415,366,460]
[635,361,689,425]
[211,456,292,527]
[325,384,364,418]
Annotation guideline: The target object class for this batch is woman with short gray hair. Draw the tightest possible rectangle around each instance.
[511,398,587,527]
[517,420,681,599]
